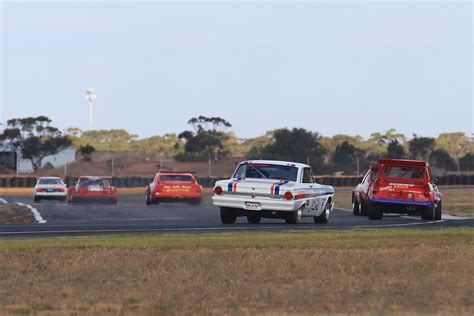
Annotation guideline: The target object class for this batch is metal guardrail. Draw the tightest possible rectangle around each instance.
[0,175,473,188]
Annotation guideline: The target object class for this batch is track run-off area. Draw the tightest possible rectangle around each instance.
[0,193,472,237]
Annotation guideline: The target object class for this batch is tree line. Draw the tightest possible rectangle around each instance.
[1,116,473,174]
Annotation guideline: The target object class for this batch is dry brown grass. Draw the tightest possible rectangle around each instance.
[441,186,474,216]
[335,186,474,216]
[0,229,472,315]
[0,203,34,224]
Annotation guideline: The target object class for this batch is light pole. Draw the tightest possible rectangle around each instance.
[86,88,96,130]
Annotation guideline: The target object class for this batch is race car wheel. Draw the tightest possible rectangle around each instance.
[422,205,436,220]
[146,194,152,205]
[34,196,41,203]
[220,207,237,224]
[435,202,442,221]
[368,202,383,220]
[352,197,360,216]
[247,213,262,224]
[315,201,331,224]
[286,209,302,224]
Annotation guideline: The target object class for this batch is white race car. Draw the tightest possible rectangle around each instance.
[33,177,68,202]
[212,160,335,224]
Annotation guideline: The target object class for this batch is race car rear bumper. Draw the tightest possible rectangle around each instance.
[35,192,67,198]
[371,198,434,207]
[70,195,117,204]
[153,192,201,200]
[212,194,304,212]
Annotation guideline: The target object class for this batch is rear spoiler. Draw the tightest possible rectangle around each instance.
[378,159,427,169]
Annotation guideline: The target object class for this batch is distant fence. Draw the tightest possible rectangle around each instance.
[0,175,473,188]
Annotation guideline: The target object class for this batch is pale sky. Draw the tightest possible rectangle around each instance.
[1,1,472,139]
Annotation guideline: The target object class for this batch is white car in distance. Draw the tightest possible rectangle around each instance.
[33,177,68,202]
[212,160,335,224]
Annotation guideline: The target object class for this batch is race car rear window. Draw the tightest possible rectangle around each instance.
[38,178,62,185]
[79,178,110,187]
[381,166,425,179]
[233,164,298,182]
[160,175,194,182]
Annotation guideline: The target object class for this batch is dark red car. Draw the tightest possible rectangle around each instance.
[352,165,378,216]
[367,159,442,220]
[146,172,202,205]
[67,176,118,205]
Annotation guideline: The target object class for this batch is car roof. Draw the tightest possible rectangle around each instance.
[240,160,310,169]
[37,177,62,180]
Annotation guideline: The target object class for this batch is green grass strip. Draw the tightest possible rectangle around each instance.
[0,228,473,251]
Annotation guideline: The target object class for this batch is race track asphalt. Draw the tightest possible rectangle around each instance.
[0,194,472,237]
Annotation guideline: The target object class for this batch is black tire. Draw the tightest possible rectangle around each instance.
[285,209,302,224]
[146,193,152,205]
[59,196,67,202]
[220,207,237,224]
[422,204,435,220]
[247,213,262,224]
[352,196,360,216]
[315,201,331,224]
[360,201,368,216]
[368,202,383,220]
[34,196,40,203]
[435,202,442,221]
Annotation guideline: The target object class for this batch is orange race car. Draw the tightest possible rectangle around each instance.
[145,172,202,205]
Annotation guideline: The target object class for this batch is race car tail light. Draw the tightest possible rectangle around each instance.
[35,188,44,192]
[372,179,380,194]
[423,184,431,197]
[284,192,293,201]
[79,187,88,194]
[214,186,223,195]
[58,188,65,192]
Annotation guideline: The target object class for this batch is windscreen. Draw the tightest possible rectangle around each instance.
[160,175,194,182]
[370,171,378,181]
[380,166,425,179]
[79,178,110,187]
[233,164,298,182]
[38,178,63,185]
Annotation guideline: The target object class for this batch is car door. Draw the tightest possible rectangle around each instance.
[301,167,319,215]
[356,171,370,202]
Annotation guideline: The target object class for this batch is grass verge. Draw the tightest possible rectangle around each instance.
[0,203,34,224]
[0,228,473,315]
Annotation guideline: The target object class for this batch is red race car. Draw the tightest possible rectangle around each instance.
[352,165,378,216]
[367,159,442,220]
[146,172,202,205]
[67,176,118,205]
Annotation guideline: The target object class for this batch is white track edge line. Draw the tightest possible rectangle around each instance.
[15,202,47,224]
